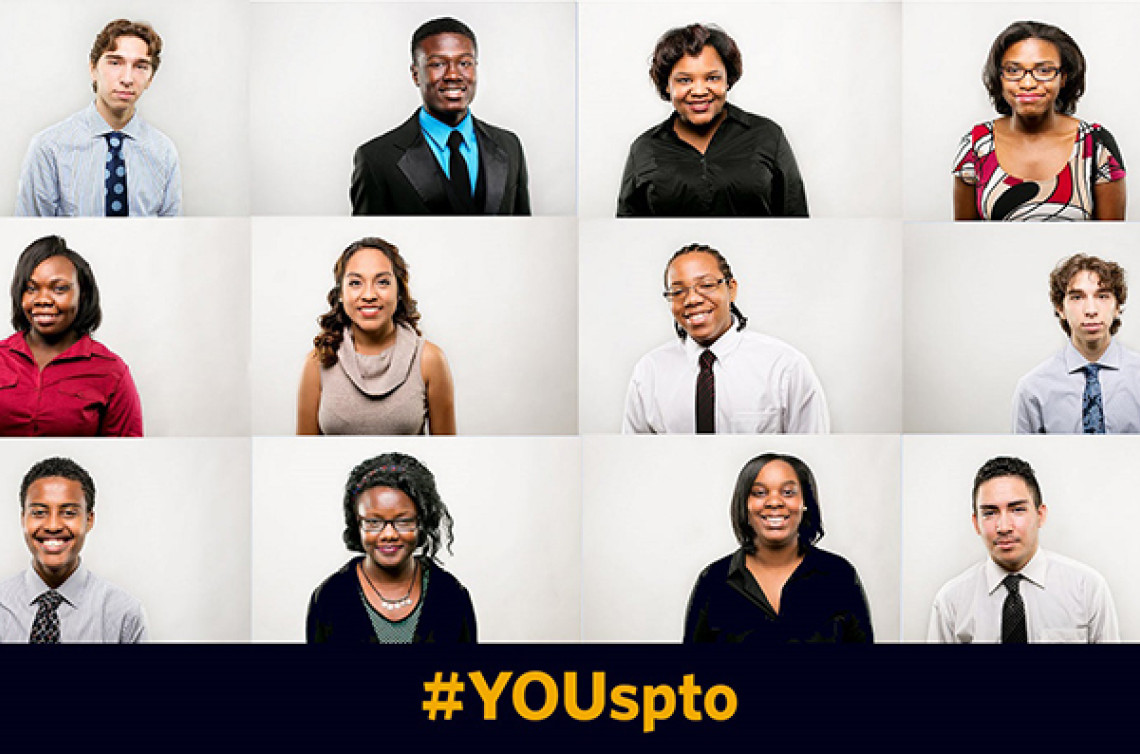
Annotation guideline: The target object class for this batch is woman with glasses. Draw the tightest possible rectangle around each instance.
[953,20,1126,220]
[306,452,476,643]
[617,23,808,217]
[684,453,872,643]
[296,237,456,435]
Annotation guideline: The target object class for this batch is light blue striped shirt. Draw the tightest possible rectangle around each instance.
[417,108,479,193]
[15,102,181,217]
[0,563,148,643]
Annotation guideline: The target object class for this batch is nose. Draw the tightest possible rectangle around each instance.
[681,284,703,306]
[378,521,400,539]
[996,510,1012,533]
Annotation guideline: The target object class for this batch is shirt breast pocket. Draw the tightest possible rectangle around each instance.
[0,365,16,390]
[729,409,782,433]
[56,383,105,425]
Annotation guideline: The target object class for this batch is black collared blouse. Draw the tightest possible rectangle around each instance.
[684,545,873,643]
[617,104,809,217]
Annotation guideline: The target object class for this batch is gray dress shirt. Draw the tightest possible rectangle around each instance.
[928,549,1119,643]
[1012,340,1140,433]
[0,563,148,643]
[15,102,181,217]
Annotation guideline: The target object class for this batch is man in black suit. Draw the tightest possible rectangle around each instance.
[350,17,531,215]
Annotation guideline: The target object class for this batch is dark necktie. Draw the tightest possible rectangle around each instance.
[696,349,716,434]
[104,132,128,216]
[447,130,472,203]
[1000,574,1027,644]
[30,589,64,643]
[1082,363,1105,434]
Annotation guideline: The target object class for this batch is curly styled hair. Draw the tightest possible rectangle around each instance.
[664,243,748,340]
[730,453,824,555]
[313,237,421,368]
[20,457,96,513]
[9,235,102,337]
[341,452,454,562]
[1048,253,1126,336]
[650,23,742,101]
[89,18,163,93]
[973,456,1042,513]
[982,21,1086,116]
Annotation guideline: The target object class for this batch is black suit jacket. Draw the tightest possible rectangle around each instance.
[350,111,531,215]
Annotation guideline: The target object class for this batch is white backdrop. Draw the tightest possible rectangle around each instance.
[579,1,902,218]
[903,222,1140,433]
[579,219,903,433]
[251,436,582,642]
[0,438,251,641]
[580,434,901,641]
[900,435,1140,641]
[250,1,576,215]
[250,216,577,435]
[0,0,251,216]
[0,219,251,436]
[902,1,1140,220]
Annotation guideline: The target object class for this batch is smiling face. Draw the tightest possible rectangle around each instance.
[340,247,398,338]
[22,255,79,345]
[1058,269,1119,358]
[89,35,154,124]
[22,477,93,588]
[666,251,737,346]
[747,460,806,551]
[412,32,477,126]
[357,486,419,573]
[1000,37,1064,118]
[973,475,1046,573]
[667,46,729,128]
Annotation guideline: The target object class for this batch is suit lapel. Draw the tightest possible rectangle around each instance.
[475,119,508,214]
[395,120,451,213]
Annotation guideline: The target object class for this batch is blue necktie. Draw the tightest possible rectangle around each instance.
[104,132,128,216]
[1082,363,1105,434]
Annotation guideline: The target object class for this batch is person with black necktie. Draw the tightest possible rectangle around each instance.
[350,17,530,216]
[0,458,147,643]
[622,243,829,434]
[928,456,1118,643]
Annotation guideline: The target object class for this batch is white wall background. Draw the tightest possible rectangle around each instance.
[0,0,251,216]
[0,219,251,436]
[579,219,903,433]
[580,434,901,641]
[250,1,576,215]
[579,1,901,218]
[0,438,251,641]
[902,1,1140,220]
[901,435,1140,641]
[251,436,581,641]
[903,222,1140,432]
[250,216,577,435]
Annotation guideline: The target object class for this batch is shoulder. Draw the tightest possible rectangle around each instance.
[933,560,984,604]
[1044,550,1109,588]
[1017,349,1066,388]
[737,330,811,364]
[632,339,685,374]
[355,114,421,156]
[728,105,786,136]
[0,571,24,605]
[132,116,178,156]
[473,117,523,149]
[28,108,88,145]
[694,552,736,585]
[426,561,469,594]
[309,558,361,606]
[84,337,130,368]
[421,338,445,363]
[1118,343,1140,366]
[86,570,145,616]
[805,545,857,576]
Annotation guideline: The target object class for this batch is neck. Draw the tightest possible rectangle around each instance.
[1008,109,1062,136]
[362,555,416,585]
[26,329,80,357]
[748,538,802,567]
[426,107,467,128]
[96,99,134,131]
[1073,334,1111,362]
[35,561,77,590]
[351,321,397,355]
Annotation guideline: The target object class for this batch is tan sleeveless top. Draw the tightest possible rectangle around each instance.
[318,324,427,435]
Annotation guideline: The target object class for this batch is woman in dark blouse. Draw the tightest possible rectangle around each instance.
[617,23,808,217]
[684,453,872,643]
[306,452,476,644]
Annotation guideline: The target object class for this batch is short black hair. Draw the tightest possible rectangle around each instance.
[972,456,1043,513]
[20,457,96,513]
[650,24,743,101]
[730,453,824,554]
[983,20,1086,116]
[9,235,102,336]
[341,452,454,561]
[664,243,749,340]
[411,17,477,60]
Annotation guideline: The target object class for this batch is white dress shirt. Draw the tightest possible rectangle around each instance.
[0,563,148,643]
[622,324,830,433]
[16,102,181,217]
[1013,340,1140,433]
[928,549,1119,643]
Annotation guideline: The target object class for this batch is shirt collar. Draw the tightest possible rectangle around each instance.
[1063,339,1121,373]
[984,548,1047,594]
[651,102,747,139]
[727,543,821,579]
[418,107,476,151]
[681,318,744,363]
[82,101,143,140]
[4,332,94,362]
[23,561,89,609]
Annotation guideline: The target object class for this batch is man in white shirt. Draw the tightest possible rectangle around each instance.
[1013,253,1140,433]
[622,243,829,433]
[928,456,1118,643]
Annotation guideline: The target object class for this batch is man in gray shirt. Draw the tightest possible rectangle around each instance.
[1013,253,1140,433]
[0,457,146,643]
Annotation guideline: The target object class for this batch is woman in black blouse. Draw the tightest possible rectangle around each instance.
[617,23,808,217]
[684,453,872,643]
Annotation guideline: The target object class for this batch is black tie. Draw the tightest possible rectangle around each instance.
[1001,574,1027,644]
[447,130,472,203]
[30,589,64,643]
[696,349,716,434]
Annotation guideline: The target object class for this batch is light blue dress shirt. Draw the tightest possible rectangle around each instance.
[0,563,148,643]
[417,108,479,193]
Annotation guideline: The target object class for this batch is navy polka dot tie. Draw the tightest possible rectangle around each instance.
[30,589,64,643]
[104,131,128,216]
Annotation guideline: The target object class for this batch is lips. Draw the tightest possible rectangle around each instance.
[37,537,71,554]
[356,306,382,318]
[685,310,712,327]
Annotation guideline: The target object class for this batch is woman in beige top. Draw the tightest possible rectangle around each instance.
[297,237,455,435]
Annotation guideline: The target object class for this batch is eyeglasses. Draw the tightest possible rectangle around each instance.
[358,516,418,533]
[1000,64,1062,82]
[663,278,728,302]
